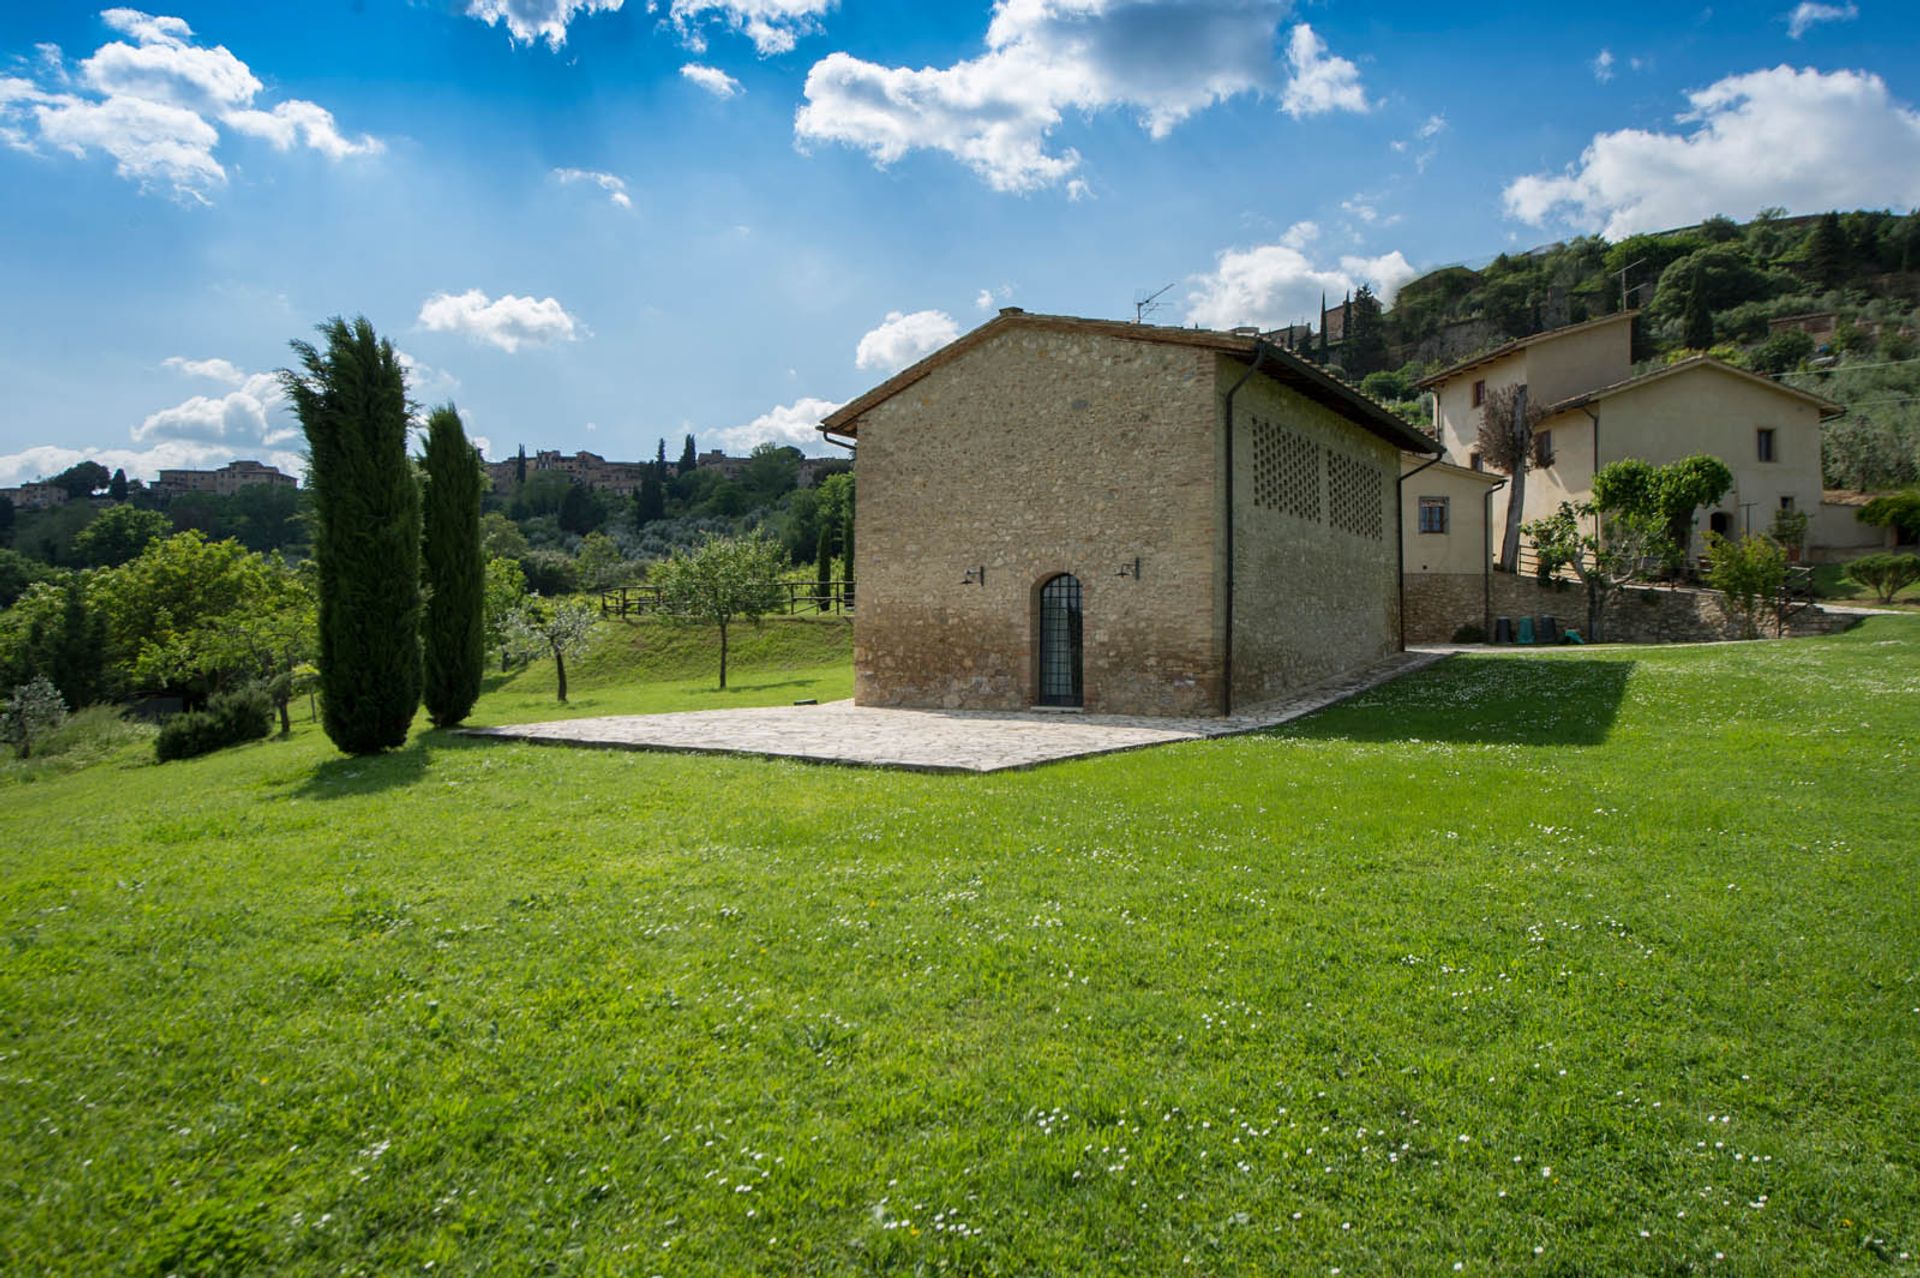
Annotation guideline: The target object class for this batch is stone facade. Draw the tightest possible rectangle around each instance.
[151,459,296,499]
[850,327,1222,716]
[1230,358,1401,705]
[830,313,1432,717]
[1405,570,1856,645]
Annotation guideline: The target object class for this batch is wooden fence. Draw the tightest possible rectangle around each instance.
[600,580,855,619]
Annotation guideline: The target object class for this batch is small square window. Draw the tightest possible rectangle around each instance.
[1757,428,1777,462]
[1472,379,1486,407]
[1418,496,1449,534]
[1469,451,1484,472]
[1779,495,1795,512]
[1532,430,1554,468]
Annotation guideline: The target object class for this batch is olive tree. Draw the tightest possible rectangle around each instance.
[1522,501,1661,643]
[652,532,788,689]
[505,597,597,703]
[2,676,67,759]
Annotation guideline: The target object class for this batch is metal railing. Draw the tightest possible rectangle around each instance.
[599,580,855,619]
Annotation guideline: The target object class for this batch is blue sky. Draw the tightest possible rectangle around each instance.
[2,0,1916,482]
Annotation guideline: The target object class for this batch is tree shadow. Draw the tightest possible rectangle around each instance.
[292,733,470,799]
[1277,654,1636,747]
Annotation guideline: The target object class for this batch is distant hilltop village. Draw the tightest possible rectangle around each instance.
[2,446,848,512]
[482,447,849,497]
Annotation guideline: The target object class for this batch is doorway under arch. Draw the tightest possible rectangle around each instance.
[1036,574,1084,708]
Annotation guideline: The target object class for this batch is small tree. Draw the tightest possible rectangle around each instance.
[1769,506,1810,559]
[108,468,129,503]
[421,405,486,729]
[1843,552,1920,603]
[652,532,788,689]
[575,532,627,591]
[1522,502,1660,642]
[2,676,67,759]
[505,597,597,703]
[1476,383,1550,571]
[483,555,528,670]
[679,434,698,475]
[281,316,422,755]
[71,504,171,568]
[1704,532,1787,638]
[1593,454,1733,574]
[1859,490,1920,543]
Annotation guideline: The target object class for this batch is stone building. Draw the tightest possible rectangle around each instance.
[818,309,1439,718]
[151,459,296,500]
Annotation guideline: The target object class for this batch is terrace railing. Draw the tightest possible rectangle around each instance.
[600,580,855,619]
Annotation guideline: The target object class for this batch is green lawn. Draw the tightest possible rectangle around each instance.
[2,618,1917,1273]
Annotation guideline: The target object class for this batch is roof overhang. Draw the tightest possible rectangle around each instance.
[1414,311,1640,390]
[1542,356,1845,419]
[819,309,1439,456]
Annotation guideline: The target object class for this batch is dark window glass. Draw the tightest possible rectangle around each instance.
[1037,575,1084,708]
[1418,497,1449,534]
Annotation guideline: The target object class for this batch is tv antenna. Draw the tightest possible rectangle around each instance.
[1134,282,1175,324]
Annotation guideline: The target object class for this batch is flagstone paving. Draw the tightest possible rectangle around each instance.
[459,651,1446,773]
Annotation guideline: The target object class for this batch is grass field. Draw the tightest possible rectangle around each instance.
[2,616,1917,1273]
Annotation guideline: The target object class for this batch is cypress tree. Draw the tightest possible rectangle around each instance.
[679,434,698,474]
[1807,212,1847,287]
[281,316,422,755]
[814,521,834,611]
[838,505,855,593]
[108,468,129,503]
[421,405,485,728]
[514,444,527,485]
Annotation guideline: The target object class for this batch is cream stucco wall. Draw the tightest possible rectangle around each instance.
[1227,357,1401,707]
[1402,460,1503,575]
[1432,316,1633,467]
[1811,502,1895,557]
[1595,367,1824,549]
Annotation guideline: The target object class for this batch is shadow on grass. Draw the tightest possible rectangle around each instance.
[293,734,469,800]
[1280,654,1636,747]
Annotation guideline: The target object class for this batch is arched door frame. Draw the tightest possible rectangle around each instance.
[1033,572,1085,708]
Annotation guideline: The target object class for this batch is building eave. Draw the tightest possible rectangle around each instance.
[1413,311,1641,390]
[820,308,1439,456]
[1541,356,1846,419]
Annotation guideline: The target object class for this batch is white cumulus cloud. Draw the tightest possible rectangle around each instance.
[680,63,743,98]
[0,352,310,486]
[854,309,961,373]
[464,0,624,49]
[1184,224,1414,331]
[418,289,582,353]
[1503,65,1920,239]
[670,0,834,56]
[552,166,632,207]
[2,8,380,202]
[1279,23,1368,118]
[706,395,846,455]
[1786,2,1858,39]
[796,0,1302,193]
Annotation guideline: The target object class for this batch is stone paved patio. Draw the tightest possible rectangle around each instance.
[458,651,1446,773]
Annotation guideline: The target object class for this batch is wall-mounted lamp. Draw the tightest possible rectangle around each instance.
[961,565,986,586]
[1115,557,1142,580]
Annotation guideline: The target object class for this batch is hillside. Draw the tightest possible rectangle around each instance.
[1349,209,1920,491]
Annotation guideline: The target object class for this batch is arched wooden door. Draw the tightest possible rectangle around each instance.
[1037,574,1084,707]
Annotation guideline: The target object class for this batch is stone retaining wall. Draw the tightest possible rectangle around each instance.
[1406,571,1857,644]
